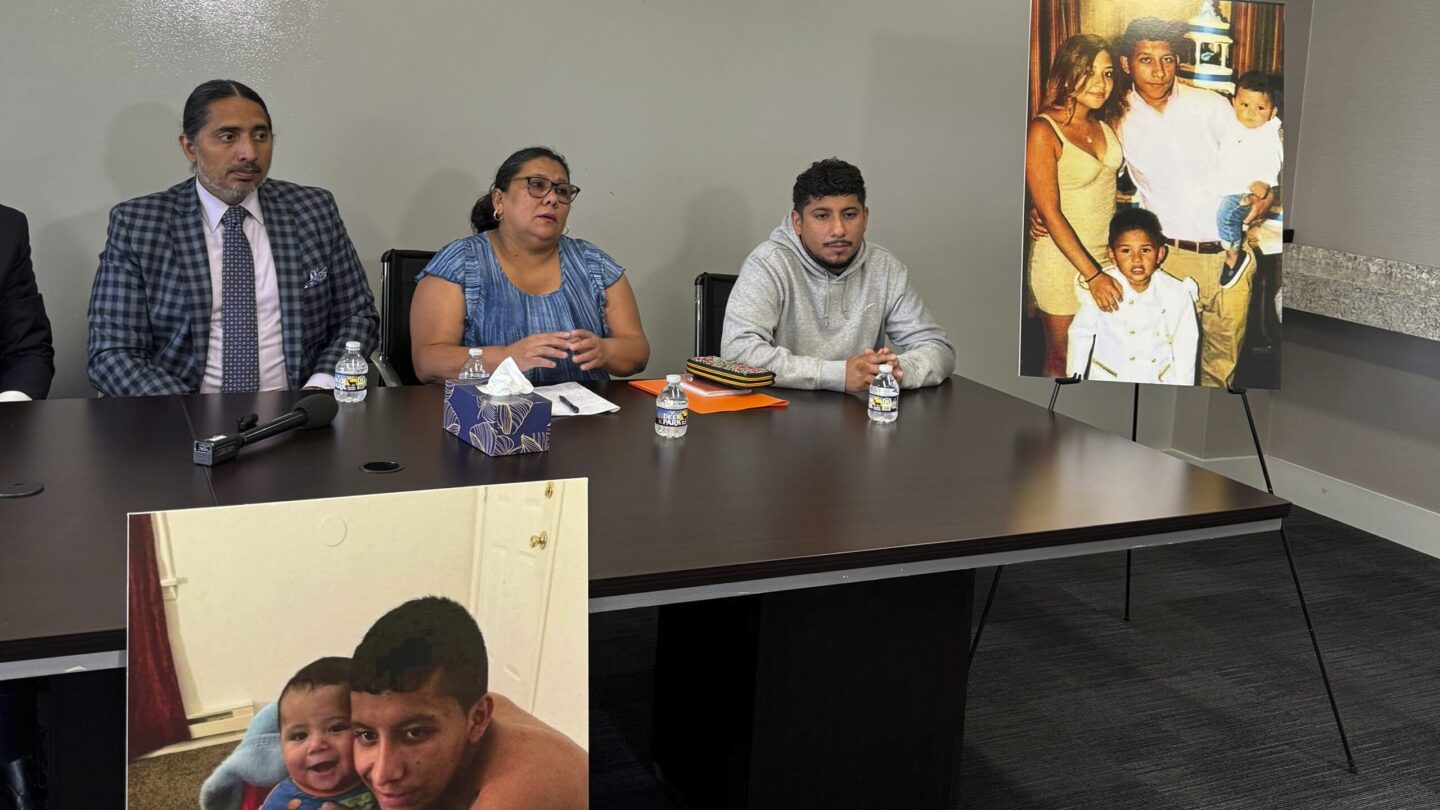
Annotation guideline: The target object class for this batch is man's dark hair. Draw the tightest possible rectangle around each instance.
[792,158,866,213]
[351,596,489,710]
[276,656,351,730]
[1235,70,1281,112]
[1108,207,1166,248]
[471,146,571,233]
[181,80,271,142]
[1117,17,1187,59]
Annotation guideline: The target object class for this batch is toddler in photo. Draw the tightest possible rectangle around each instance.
[1067,208,1198,385]
[263,657,377,810]
[1216,70,1284,288]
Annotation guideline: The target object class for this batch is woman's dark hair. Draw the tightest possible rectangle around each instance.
[470,146,571,233]
[181,80,270,142]
[1041,34,1124,127]
[792,158,866,214]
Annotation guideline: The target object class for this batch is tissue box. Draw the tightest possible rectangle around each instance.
[442,380,551,456]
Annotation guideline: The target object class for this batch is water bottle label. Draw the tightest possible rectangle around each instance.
[868,393,897,413]
[655,406,688,427]
[339,375,367,392]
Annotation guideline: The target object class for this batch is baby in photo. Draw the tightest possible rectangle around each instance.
[263,657,377,810]
[1067,208,1198,385]
[1216,70,1284,288]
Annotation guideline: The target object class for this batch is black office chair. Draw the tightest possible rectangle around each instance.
[693,272,737,357]
[374,249,435,386]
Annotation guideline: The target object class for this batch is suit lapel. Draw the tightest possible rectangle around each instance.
[260,185,304,388]
[170,181,212,375]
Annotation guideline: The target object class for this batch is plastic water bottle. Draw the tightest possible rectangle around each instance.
[335,341,368,403]
[868,363,898,423]
[655,374,688,438]
[458,347,489,382]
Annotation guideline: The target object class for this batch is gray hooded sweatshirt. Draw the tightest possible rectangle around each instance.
[721,216,956,391]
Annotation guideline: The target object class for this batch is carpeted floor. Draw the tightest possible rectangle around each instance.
[128,738,239,809]
[590,507,1440,808]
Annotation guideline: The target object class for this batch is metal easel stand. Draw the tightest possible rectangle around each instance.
[970,378,1357,772]
[1230,385,1358,773]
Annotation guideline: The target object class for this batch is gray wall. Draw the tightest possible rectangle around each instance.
[0,0,996,402]
[1263,0,1440,512]
[1289,0,1440,268]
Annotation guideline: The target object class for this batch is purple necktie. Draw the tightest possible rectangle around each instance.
[220,205,259,393]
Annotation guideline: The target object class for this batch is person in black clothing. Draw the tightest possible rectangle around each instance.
[0,203,55,401]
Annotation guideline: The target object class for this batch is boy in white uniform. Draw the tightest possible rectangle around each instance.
[1216,70,1284,288]
[1067,208,1199,385]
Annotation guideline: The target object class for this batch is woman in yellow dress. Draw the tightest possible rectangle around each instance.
[1026,34,1125,378]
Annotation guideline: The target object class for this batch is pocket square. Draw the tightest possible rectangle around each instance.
[303,266,329,289]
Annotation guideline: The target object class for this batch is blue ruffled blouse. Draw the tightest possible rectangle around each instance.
[418,233,625,384]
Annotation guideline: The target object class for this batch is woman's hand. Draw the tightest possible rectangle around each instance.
[567,329,607,371]
[507,332,572,372]
[1085,273,1123,312]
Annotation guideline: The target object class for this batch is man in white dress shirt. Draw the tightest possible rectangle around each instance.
[1113,17,1275,388]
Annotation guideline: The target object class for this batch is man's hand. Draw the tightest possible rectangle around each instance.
[1085,272,1123,312]
[845,352,881,392]
[507,332,572,372]
[566,329,606,371]
[845,348,901,391]
[1028,206,1050,240]
[1245,187,1276,227]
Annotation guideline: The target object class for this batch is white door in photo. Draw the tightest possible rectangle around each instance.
[473,481,561,710]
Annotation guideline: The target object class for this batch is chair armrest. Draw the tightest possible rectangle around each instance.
[371,351,402,387]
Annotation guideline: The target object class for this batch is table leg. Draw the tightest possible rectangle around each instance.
[652,570,974,809]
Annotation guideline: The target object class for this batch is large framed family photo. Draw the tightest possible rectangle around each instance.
[1020,0,1284,389]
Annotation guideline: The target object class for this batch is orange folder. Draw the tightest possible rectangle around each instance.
[628,379,788,414]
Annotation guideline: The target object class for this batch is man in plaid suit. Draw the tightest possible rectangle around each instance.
[87,80,378,396]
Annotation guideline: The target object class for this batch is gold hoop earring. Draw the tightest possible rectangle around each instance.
[495,209,503,222]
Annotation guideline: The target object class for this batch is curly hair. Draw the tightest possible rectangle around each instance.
[792,158,866,213]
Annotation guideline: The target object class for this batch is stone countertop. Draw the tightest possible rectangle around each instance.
[1284,243,1440,342]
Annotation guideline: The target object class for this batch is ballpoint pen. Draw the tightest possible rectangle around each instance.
[557,394,579,413]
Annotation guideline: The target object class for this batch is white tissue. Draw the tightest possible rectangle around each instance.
[478,357,535,396]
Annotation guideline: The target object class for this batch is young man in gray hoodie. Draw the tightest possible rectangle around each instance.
[721,158,956,392]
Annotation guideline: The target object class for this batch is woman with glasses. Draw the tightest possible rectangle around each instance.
[410,145,650,383]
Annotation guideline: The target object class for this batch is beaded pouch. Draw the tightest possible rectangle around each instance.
[686,356,775,389]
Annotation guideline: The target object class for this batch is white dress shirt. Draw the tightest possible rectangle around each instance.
[1118,83,1234,242]
[195,181,332,391]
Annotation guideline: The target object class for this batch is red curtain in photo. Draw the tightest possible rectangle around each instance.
[127,513,191,758]
[1030,0,1083,118]
[1231,2,1285,79]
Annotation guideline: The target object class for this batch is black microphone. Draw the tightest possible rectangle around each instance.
[193,394,340,466]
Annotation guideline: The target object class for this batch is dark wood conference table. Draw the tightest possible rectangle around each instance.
[1,378,1288,807]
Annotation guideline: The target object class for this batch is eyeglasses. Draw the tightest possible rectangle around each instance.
[516,175,581,204]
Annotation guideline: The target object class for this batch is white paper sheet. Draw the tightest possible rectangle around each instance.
[534,382,621,416]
